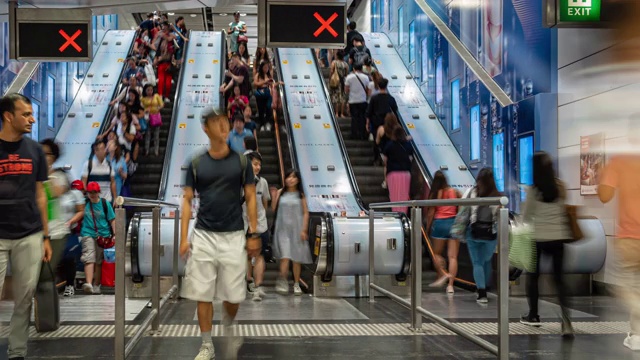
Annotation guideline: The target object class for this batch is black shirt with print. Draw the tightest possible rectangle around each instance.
[0,137,48,239]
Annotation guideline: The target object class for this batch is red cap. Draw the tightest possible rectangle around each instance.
[71,180,85,192]
[86,182,101,193]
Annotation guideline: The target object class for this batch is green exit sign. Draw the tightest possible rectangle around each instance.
[559,0,601,22]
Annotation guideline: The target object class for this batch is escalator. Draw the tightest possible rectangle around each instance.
[273,48,410,290]
[363,33,476,190]
[318,68,389,208]
[54,30,137,179]
[129,34,190,200]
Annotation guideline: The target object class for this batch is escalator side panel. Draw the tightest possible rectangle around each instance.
[331,217,406,276]
[160,31,224,216]
[54,30,136,180]
[363,33,475,190]
[276,48,362,216]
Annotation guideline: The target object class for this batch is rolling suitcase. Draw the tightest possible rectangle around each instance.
[34,262,60,332]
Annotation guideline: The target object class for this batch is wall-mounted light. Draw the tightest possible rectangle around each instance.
[168,12,175,16]
[240,13,247,16]
[219,13,228,16]
[190,14,197,17]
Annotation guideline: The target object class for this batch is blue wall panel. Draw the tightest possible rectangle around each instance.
[0,15,118,141]
[372,0,554,209]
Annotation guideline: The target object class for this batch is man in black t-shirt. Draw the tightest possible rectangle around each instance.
[179,111,260,360]
[223,53,252,98]
[0,93,52,360]
[344,21,361,62]
[366,78,398,163]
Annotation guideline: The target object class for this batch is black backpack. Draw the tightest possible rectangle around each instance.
[87,155,112,181]
[353,46,372,67]
[470,205,496,240]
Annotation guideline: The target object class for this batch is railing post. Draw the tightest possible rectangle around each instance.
[497,206,510,360]
[151,207,161,331]
[410,206,423,331]
[368,209,375,303]
[114,208,126,360]
[172,209,180,300]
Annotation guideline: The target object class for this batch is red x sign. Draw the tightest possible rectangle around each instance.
[313,12,339,38]
[59,29,83,53]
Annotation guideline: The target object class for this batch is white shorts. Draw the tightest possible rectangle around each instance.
[180,228,247,304]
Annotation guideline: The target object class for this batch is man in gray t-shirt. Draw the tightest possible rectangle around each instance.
[179,112,259,360]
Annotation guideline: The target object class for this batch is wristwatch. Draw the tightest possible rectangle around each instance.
[43,235,51,241]
[247,233,260,238]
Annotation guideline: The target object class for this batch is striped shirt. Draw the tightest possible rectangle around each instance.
[82,156,114,201]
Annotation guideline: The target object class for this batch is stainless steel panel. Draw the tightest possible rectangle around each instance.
[331,217,405,276]
[137,218,191,276]
[313,275,410,298]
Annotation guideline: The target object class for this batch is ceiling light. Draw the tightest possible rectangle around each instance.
[168,12,175,16]
[219,13,228,16]
[190,14,197,17]
[240,13,247,16]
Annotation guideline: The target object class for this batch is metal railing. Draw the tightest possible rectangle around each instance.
[368,197,510,360]
[113,196,180,360]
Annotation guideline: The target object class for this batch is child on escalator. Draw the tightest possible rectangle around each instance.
[242,152,271,301]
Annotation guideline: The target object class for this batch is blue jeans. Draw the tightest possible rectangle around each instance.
[466,236,497,290]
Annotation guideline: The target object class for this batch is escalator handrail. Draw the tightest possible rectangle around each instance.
[310,51,368,212]
[79,30,139,168]
[372,32,474,187]
[270,56,286,188]
[98,30,141,141]
[157,30,193,201]
[273,50,302,191]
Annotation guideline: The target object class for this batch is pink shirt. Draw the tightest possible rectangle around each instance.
[434,188,458,219]
[601,155,640,239]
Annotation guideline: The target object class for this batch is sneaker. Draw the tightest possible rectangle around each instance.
[64,285,75,297]
[194,343,215,360]
[446,285,455,294]
[623,333,640,351]
[164,97,171,103]
[247,282,256,293]
[476,289,488,304]
[252,288,263,302]
[368,133,374,142]
[265,123,272,131]
[520,313,541,327]
[275,278,289,294]
[561,311,574,338]
[82,283,93,294]
[381,180,387,189]
[429,275,449,288]
[93,285,101,295]
[293,283,302,296]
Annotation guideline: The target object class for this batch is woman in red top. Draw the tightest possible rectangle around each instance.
[227,84,249,119]
[426,170,460,294]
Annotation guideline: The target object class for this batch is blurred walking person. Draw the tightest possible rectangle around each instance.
[520,152,573,337]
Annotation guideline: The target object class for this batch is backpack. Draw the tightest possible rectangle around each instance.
[191,151,248,190]
[87,155,112,180]
[85,198,113,237]
[353,46,372,67]
[329,70,341,88]
[470,205,496,240]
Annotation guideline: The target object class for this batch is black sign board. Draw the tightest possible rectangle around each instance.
[259,0,346,49]
[18,23,90,59]
[10,5,93,61]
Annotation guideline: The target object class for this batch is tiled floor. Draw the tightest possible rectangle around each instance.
[1,282,638,359]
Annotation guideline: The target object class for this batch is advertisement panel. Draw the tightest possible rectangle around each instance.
[580,132,605,195]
